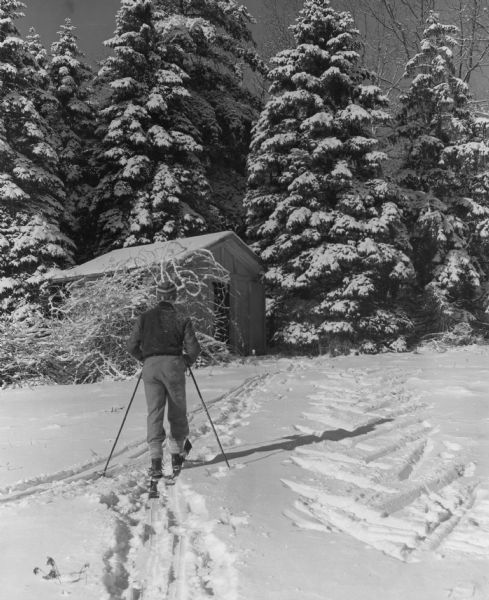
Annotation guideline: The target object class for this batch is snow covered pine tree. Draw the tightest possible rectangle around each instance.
[394,12,489,330]
[25,26,47,71]
[93,0,210,253]
[154,0,266,234]
[0,0,73,318]
[244,0,414,354]
[49,18,96,264]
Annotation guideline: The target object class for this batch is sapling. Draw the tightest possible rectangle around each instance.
[33,557,89,584]
[33,556,61,583]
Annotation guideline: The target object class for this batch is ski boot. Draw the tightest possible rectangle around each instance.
[171,439,192,478]
[171,453,185,477]
[148,457,163,480]
[148,457,163,499]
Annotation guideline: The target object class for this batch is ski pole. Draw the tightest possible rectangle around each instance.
[102,370,143,477]
[188,365,230,469]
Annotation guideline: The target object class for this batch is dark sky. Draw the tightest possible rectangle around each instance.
[19,0,269,64]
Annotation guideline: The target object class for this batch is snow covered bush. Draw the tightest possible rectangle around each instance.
[419,322,485,353]
[0,250,231,386]
[244,0,414,354]
[394,12,489,332]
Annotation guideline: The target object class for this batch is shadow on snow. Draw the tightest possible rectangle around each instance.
[187,418,393,468]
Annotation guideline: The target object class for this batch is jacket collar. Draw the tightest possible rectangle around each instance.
[158,301,175,309]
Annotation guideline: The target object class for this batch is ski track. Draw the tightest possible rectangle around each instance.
[284,365,489,563]
[1,371,271,599]
[4,359,488,595]
[0,373,268,505]
[118,474,237,600]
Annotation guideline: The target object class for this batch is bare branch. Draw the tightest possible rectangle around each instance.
[0,250,234,387]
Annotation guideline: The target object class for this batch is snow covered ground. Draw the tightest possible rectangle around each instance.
[1,348,488,600]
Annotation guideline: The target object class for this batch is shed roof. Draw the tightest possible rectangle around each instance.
[49,231,261,283]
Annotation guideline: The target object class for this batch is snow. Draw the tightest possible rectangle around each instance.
[337,103,372,126]
[122,155,150,181]
[1,348,489,599]
[148,125,173,149]
[49,231,245,281]
[299,111,334,135]
[312,136,343,155]
[0,174,28,202]
[331,159,352,179]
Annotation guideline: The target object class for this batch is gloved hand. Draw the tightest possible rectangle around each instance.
[183,354,192,368]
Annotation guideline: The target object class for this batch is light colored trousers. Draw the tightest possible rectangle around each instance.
[142,356,189,458]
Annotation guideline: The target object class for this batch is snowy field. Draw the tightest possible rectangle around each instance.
[1,348,488,600]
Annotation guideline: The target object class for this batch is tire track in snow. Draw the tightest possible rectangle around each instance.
[283,365,485,562]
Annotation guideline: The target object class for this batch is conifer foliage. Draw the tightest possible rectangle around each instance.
[395,12,489,328]
[0,0,72,317]
[49,18,96,256]
[93,0,210,253]
[245,0,414,352]
[92,0,264,254]
[154,0,265,233]
[26,26,48,70]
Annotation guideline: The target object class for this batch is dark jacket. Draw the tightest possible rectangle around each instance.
[127,302,201,363]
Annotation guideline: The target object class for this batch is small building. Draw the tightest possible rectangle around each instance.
[49,231,266,356]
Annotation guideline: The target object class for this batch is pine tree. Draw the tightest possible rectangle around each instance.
[0,0,72,318]
[49,18,96,261]
[244,0,414,353]
[26,26,48,70]
[24,26,59,134]
[93,0,210,253]
[154,0,265,233]
[395,11,489,328]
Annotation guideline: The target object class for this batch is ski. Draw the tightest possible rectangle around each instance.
[148,478,160,499]
[163,474,177,486]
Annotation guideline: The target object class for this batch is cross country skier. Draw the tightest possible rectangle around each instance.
[127,279,201,480]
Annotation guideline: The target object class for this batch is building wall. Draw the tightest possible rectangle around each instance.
[209,242,265,355]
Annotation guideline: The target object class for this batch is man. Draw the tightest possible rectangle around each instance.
[127,279,201,479]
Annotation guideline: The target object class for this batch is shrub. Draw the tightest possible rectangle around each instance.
[0,249,231,387]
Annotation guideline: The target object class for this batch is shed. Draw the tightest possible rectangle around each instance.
[49,231,266,356]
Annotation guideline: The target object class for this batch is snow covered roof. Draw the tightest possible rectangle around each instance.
[49,231,260,282]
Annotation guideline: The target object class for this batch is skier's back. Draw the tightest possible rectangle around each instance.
[127,280,201,478]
